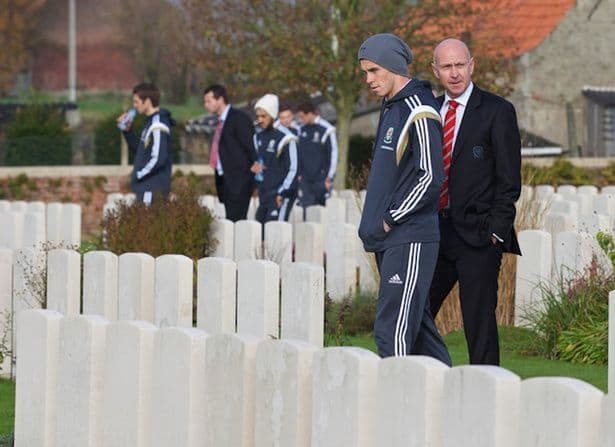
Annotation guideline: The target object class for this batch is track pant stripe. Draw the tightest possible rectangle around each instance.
[394,243,420,356]
[278,198,289,221]
[398,243,421,355]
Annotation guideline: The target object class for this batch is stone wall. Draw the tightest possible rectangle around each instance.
[509,0,615,151]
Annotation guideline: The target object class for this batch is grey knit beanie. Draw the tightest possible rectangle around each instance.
[357,33,413,76]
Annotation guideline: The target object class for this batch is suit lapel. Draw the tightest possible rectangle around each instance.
[452,86,481,162]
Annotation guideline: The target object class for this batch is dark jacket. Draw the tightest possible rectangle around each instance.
[123,108,174,197]
[254,125,298,201]
[216,107,257,201]
[358,79,444,252]
[297,116,337,181]
[436,85,521,254]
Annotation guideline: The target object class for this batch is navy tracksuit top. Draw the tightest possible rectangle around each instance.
[254,125,298,200]
[358,79,444,252]
[297,116,338,181]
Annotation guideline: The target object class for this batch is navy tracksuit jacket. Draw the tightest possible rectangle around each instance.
[123,109,174,202]
[297,116,338,206]
[254,125,298,222]
[358,79,451,363]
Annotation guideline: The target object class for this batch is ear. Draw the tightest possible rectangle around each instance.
[431,62,440,80]
[469,57,475,76]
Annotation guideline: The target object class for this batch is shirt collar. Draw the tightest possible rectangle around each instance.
[445,82,474,108]
[219,104,231,122]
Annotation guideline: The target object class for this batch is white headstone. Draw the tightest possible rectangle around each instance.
[578,213,610,235]
[311,347,379,447]
[554,231,612,283]
[152,327,208,447]
[107,193,125,205]
[154,255,193,328]
[515,230,552,326]
[294,222,324,265]
[56,315,108,447]
[61,203,81,247]
[557,184,577,198]
[550,199,579,218]
[610,291,615,393]
[254,339,318,447]
[14,309,62,447]
[234,220,262,261]
[197,257,237,334]
[47,249,81,316]
[124,193,136,205]
[535,185,555,200]
[27,201,46,214]
[519,377,603,447]
[326,197,347,226]
[198,194,216,213]
[544,211,577,234]
[281,262,324,347]
[378,356,448,447]
[237,260,279,338]
[358,248,378,293]
[102,320,157,447]
[204,333,260,447]
[593,194,615,218]
[46,202,63,244]
[212,218,234,258]
[23,211,46,249]
[0,211,24,249]
[264,221,293,264]
[0,200,9,212]
[571,194,592,216]
[602,394,615,447]
[0,249,12,376]
[442,365,520,447]
[83,251,118,320]
[11,200,27,212]
[305,205,326,224]
[118,253,155,322]
[12,248,44,315]
[577,185,599,195]
[326,223,358,301]
[602,186,615,196]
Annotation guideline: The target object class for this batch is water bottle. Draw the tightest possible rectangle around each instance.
[117,108,137,131]
[255,157,264,182]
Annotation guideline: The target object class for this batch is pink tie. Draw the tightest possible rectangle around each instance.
[439,100,458,211]
[209,119,224,169]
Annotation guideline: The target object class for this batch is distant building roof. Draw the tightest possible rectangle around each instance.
[470,0,576,57]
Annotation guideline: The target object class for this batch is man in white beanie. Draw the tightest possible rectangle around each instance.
[253,93,299,223]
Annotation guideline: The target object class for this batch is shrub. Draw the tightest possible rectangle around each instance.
[100,185,217,259]
[3,105,72,166]
[519,260,611,363]
[324,290,377,345]
[521,158,592,186]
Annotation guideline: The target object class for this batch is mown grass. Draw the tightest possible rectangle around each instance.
[0,378,15,436]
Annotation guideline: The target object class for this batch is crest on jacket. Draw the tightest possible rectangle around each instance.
[383,127,394,144]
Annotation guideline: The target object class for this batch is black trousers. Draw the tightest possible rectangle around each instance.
[375,242,451,365]
[429,215,503,365]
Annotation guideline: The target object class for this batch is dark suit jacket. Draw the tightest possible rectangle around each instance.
[216,106,256,201]
[437,85,522,254]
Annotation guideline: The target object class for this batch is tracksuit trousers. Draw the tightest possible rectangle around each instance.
[375,241,451,365]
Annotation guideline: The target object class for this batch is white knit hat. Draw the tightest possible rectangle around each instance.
[254,93,279,119]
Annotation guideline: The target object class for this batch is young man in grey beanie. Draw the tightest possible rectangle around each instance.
[357,33,451,364]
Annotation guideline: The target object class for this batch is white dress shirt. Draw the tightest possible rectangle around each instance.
[216,104,231,175]
[438,81,474,150]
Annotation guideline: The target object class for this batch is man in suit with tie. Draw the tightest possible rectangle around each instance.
[428,38,522,365]
[204,84,260,222]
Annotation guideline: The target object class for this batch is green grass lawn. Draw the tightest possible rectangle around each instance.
[0,327,608,437]
[335,326,608,392]
[0,378,15,437]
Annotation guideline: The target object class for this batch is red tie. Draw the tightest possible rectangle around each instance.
[439,100,458,211]
[209,119,224,169]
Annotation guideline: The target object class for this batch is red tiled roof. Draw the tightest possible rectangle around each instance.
[469,0,576,57]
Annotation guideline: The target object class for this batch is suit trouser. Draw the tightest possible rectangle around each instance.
[429,215,503,365]
[255,196,293,224]
[224,192,252,223]
[374,242,451,365]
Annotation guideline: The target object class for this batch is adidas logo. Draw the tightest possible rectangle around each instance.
[388,274,403,285]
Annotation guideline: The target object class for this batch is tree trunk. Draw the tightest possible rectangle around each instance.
[333,95,355,190]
